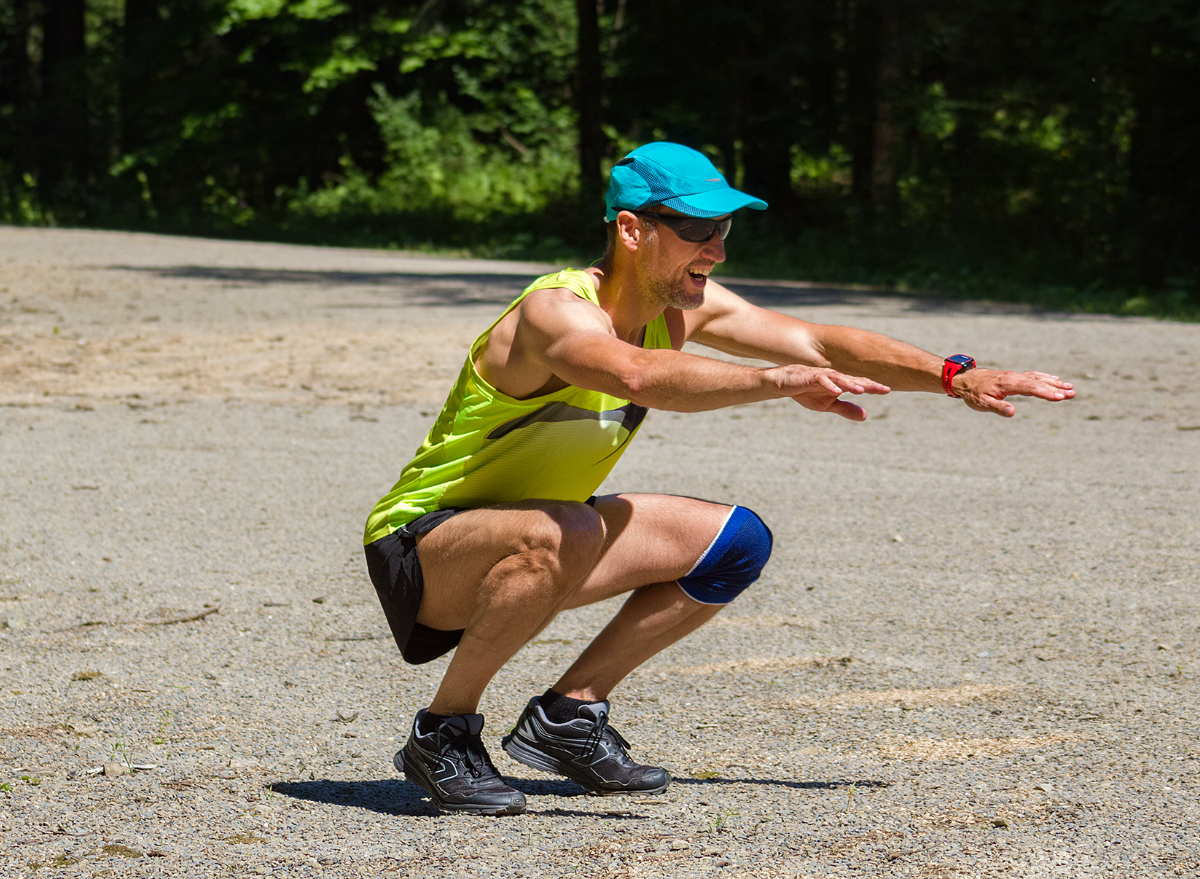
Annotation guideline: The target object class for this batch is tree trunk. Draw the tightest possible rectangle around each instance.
[38,0,89,200]
[870,2,900,213]
[741,64,798,228]
[576,0,604,224]
[1126,26,1200,287]
[120,0,159,156]
[846,0,878,219]
[1,0,36,176]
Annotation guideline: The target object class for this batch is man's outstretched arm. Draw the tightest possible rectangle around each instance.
[510,287,889,419]
[685,282,1074,417]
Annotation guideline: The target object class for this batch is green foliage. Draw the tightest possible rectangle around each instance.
[0,167,53,225]
[0,0,1195,315]
[286,0,579,225]
[289,86,576,221]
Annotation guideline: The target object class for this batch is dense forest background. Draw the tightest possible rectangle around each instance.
[1,0,1197,314]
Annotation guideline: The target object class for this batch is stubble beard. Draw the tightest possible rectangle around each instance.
[636,259,703,311]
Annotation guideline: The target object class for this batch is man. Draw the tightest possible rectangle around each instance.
[364,142,1074,815]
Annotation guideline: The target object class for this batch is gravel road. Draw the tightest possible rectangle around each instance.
[1,226,1198,878]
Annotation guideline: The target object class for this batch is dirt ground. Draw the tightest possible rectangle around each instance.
[1,226,1198,878]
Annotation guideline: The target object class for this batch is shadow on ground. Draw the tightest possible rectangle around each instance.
[271,778,652,819]
[270,775,889,818]
[270,779,433,817]
[674,776,890,791]
[103,265,532,307]
[102,263,1061,316]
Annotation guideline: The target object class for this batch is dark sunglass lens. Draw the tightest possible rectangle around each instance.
[675,216,732,242]
[676,218,718,242]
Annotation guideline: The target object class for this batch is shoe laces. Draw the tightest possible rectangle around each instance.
[441,728,495,779]
[584,710,632,759]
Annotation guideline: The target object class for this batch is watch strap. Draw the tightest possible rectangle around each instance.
[942,355,976,397]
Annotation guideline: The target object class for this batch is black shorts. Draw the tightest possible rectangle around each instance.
[364,509,467,665]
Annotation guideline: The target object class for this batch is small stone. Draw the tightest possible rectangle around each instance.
[702,846,722,857]
[335,710,359,723]
[992,817,1009,828]
[1034,782,1053,793]
[103,762,130,777]
[669,839,689,851]
[715,859,733,868]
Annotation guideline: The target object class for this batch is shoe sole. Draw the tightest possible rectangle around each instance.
[396,749,526,816]
[501,732,670,796]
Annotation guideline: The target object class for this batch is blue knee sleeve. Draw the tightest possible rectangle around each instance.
[676,506,773,605]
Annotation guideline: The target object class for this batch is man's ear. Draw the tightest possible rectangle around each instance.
[616,210,645,252]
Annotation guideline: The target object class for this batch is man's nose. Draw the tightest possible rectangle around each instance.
[702,235,726,263]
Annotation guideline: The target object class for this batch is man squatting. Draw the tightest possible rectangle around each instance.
[363,142,1075,815]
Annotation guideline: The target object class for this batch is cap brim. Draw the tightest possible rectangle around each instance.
[664,188,768,218]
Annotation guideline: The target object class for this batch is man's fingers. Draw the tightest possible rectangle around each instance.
[1026,371,1074,389]
[791,392,870,420]
[961,370,1075,415]
[785,368,889,419]
[830,399,868,421]
[822,372,890,396]
[1005,372,1075,401]
[818,375,847,396]
[990,397,1016,417]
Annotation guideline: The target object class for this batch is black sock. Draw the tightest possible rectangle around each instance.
[416,709,452,737]
[538,688,591,723]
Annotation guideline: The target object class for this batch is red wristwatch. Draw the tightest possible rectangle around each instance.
[942,354,976,397]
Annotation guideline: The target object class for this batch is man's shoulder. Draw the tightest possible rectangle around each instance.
[524,268,600,302]
[516,269,605,324]
[516,284,611,338]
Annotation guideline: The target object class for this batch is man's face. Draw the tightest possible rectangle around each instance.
[633,206,728,311]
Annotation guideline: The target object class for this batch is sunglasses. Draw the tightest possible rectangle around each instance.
[632,211,732,243]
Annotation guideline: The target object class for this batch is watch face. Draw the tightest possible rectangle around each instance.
[948,354,975,368]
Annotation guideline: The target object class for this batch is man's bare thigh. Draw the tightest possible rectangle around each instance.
[412,494,736,629]
[567,493,734,608]
[413,500,604,631]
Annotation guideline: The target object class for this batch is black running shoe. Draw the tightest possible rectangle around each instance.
[397,710,526,815]
[501,699,670,795]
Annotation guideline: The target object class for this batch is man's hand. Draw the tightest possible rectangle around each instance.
[954,369,1075,417]
[770,365,891,421]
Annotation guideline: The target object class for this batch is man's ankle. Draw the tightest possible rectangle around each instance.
[415,709,454,737]
[537,688,593,724]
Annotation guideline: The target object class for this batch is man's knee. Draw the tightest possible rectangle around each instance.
[676,506,773,605]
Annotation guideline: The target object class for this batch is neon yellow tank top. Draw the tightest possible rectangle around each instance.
[364,269,672,544]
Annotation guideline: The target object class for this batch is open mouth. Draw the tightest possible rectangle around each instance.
[687,269,710,284]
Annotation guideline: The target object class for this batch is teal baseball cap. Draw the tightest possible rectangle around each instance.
[604,142,768,222]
